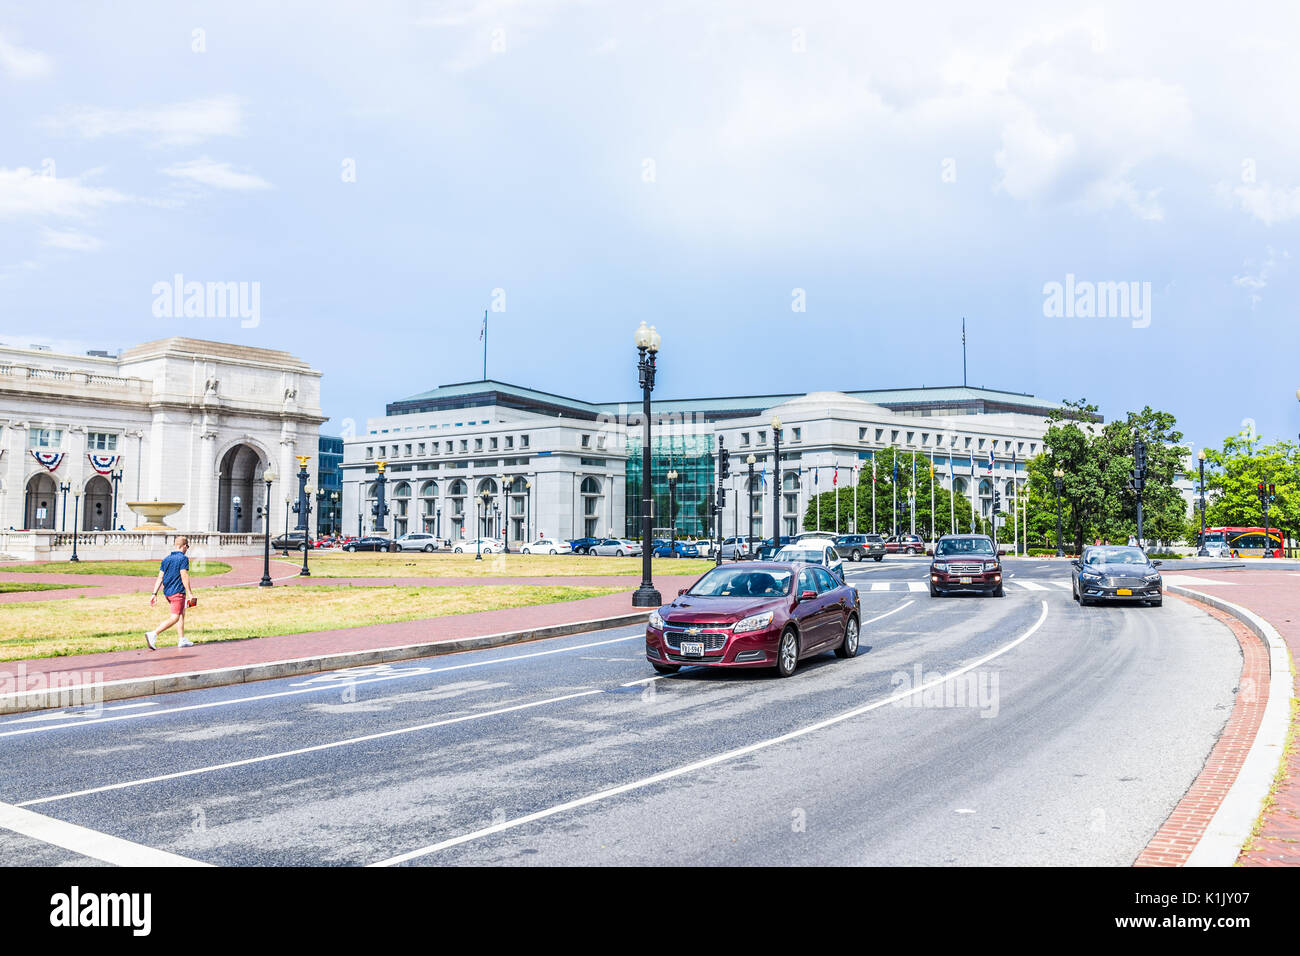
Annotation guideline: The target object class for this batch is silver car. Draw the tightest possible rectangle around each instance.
[392,532,440,552]
[772,543,845,581]
[590,538,643,557]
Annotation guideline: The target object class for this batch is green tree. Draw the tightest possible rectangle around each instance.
[1202,432,1300,548]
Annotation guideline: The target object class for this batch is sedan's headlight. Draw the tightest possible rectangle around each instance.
[648,610,665,630]
[1144,573,1161,583]
[733,610,775,633]
[1080,570,1102,579]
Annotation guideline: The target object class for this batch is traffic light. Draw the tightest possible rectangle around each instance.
[993,490,1002,513]
[1130,439,1147,493]
[719,445,730,479]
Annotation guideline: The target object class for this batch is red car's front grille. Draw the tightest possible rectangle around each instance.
[662,627,730,652]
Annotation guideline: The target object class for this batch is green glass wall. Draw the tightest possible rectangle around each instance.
[624,433,715,539]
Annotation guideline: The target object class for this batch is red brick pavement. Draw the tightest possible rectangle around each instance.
[0,573,702,695]
[1134,595,1270,866]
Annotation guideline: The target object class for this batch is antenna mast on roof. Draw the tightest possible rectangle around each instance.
[962,317,967,388]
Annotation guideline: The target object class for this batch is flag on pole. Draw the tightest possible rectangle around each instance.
[872,458,877,483]
[987,450,995,474]
[832,467,838,486]
[759,465,766,488]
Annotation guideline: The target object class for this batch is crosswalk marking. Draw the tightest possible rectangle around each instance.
[849,578,1071,592]
[908,581,927,592]
[1017,581,1048,591]
[870,582,891,592]
[1051,580,1073,590]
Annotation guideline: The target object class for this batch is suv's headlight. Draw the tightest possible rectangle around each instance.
[733,610,775,633]
[984,561,998,571]
[933,562,947,572]
[648,610,664,630]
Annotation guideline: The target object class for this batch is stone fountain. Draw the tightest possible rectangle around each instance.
[127,500,184,531]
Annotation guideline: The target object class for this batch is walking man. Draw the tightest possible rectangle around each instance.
[146,535,195,650]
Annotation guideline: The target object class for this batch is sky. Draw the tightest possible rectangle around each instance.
[2,0,1299,454]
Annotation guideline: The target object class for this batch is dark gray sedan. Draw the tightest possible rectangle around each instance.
[1071,546,1163,606]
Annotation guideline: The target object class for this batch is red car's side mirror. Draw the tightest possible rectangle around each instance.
[799,590,817,602]
[678,587,689,596]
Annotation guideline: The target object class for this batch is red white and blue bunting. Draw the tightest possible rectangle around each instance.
[31,450,65,472]
[87,454,120,475]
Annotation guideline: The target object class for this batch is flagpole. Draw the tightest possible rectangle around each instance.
[834,466,839,533]
[816,467,820,531]
[1013,453,1019,556]
[853,464,858,534]
[911,453,916,535]
[929,450,935,543]
[872,455,877,534]
[948,450,956,534]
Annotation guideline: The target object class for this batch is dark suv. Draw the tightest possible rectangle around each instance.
[834,534,886,562]
[929,534,1004,597]
[885,534,925,555]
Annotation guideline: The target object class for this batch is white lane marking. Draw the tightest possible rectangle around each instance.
[18,690,602,807]
[1163,575,1238,586]
[0,633,642,739]
[0,701,161,726]
[619,600,918,687]
[1016,581,1048,591]
[1050,580,1073,590]
[370,600,1050,866]
[870,582,891,592]
[907,581,927,592]
[0,799,210,867]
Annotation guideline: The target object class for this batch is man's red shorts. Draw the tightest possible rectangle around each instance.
[167,593,186,614]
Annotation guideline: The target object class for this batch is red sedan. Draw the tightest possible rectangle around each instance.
[645,562,862,678]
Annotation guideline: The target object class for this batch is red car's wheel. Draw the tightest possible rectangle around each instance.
[835,615,859,659]
[776,628,799,678]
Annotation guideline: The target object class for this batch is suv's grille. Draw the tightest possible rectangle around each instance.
[946,562,986,574]
[663,627,729,651]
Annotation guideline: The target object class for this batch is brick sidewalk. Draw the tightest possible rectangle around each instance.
[1152,570,1300,865]
[0,573,701,696]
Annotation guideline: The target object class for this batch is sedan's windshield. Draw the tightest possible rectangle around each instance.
[689,567,793,597]
[935,538,995,556]
[1086,547,1148,565]
[773,548,825,564]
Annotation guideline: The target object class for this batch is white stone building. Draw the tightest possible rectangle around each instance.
[0,338,325,542]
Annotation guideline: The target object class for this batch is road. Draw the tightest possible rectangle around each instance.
[0,558,1241,866]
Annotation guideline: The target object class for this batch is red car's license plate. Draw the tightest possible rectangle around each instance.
[959,576,972,584]
[680,642,705,657]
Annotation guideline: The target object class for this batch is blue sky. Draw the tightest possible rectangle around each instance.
[2,1,1298,454]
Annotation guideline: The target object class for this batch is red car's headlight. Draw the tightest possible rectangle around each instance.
[733,610,775,633]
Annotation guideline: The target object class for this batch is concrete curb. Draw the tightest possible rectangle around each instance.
[0,610,651,716]
[1167,584,1293,867]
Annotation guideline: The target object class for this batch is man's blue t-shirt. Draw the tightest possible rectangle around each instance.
[160,551,189,595]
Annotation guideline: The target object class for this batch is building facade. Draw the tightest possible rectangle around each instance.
[0,338,325,536]
[342,380,1093,543]
[317,435,343,534]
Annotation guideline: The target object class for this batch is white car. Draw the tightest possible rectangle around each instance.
[590,538,642,557]
[720,536,753,559]
[521,538,572,554]
[392,532,441,552]
[689,538,716,557]
[773,543,846,581]
[452,537,503,554]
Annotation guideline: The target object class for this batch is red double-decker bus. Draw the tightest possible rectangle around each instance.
[1202,526,1283,558]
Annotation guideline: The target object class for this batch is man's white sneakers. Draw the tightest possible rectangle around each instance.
[177,639,194,648]
[145,631,157,651]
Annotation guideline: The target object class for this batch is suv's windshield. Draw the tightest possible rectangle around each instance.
[935,538,995,556]
[689,567,793,597]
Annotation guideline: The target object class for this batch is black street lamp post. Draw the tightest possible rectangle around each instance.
[771,417,783,554]
[666,468,678,557]
[477,490,491,560]
[746,454,756,557]
[283,495,292,556]
[1197,450,1207,555]
[524,480,531,544]
[371,461,390,538]
[298,484,313,576]
[631,322,662,608]
[110,467,123,529]
[1053,466,1065,557]
[500,475,511,552]
[58,482,70,532]
[294,456,311,531]
[70,489,81,562]
[257,467,276,587]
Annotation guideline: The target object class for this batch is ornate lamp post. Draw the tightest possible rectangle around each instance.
[500,473,511,552]
[771,417,783,552]
[666,468,678,557]
[283,494,292,555]
[746,453,756,557]
[70,488,82,562]
[297,484,313,576]
[1053,466,1065,557]
[110,467,123,529]
[293,456,311,531]
[257,467,276,587]
[372,460,389,534]
[632,321,662,608]
[233,496,242,532]
[1197,449,1208,556]
[524,480,531,543]
[58,482,70,532]
[477,489,491,560]
[330,491,340,535]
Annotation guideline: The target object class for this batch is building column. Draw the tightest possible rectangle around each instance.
[196,428,218,532]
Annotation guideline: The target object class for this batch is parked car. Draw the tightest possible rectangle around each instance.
[452,537,503,554]
[392,532,441,552]
[521,538,572,554]
[929,534,1003,596]
[653,540,700,558]
[271,531,314,551]
[645,561,862,677]
[885,533,926,555]
[752,535,795,560]
[343,535,395,553]
[689,538,717,557]
[590,538,642,557]
[568,537,602,555]
[1071,545,1163,607]
[771,542,845,581]
[720,536,754,559]
[834,533,886,562]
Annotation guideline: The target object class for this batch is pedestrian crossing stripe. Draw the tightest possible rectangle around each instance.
[849,579,1074,592]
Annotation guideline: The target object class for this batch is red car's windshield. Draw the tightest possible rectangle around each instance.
[689,567,793,597]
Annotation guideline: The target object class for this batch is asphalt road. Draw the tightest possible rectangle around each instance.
[0,558,1242,866]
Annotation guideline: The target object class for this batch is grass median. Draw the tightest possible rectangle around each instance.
[0,582,88,594]
[308,551,715,578]
[0,560,233,577]
[0,583,625,660]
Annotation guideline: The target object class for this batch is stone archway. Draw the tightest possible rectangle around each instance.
[24,473,57,530]
[217,443,264,532]
[83,475,113,531]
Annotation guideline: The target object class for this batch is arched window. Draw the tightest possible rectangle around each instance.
[580,476,603,538]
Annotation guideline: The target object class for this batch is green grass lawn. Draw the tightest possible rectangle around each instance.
[0,560,232,577]
[0,584,625,660]
[0,582,89,593]
[308,551,714,578]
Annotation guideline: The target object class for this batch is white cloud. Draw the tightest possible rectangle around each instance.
[161,157,272,191]
[40,227,103,251]
[49,96,244,146]
[1233,246,1289,308]
[1231,183,1300,225]
[0,32,52,79]
[0,166,129,220]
